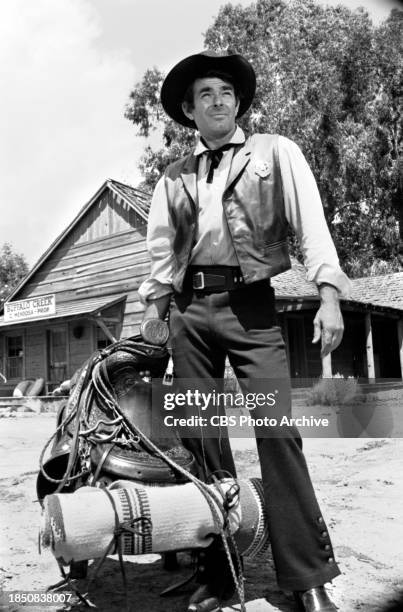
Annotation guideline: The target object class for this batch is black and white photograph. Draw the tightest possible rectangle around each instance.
[0,1,402,611]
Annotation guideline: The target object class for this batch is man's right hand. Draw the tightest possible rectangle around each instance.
[142,294,172,322]
[140,294,172,345]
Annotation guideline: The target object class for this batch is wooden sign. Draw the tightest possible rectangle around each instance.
[4,294,56,322]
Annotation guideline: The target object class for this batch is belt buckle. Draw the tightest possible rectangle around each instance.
[193,271,205,290]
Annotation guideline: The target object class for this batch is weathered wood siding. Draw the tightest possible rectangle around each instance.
[14,189,150,339]
[69,189,147,244]
[3,321,94,383]
[25,327,46,379]
[68,321,94,374]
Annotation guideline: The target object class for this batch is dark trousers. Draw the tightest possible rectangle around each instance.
[169,281,340,591]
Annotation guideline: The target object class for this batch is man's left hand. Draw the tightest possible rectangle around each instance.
[312,284,344,357]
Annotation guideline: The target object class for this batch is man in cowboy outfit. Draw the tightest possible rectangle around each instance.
[139,50,350,612]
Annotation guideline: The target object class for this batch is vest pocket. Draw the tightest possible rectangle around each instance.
[260,238,287,253]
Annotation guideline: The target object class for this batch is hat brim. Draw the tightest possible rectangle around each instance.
[161,52,256,129]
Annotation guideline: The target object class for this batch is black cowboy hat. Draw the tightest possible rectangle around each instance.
[160,50,256,129]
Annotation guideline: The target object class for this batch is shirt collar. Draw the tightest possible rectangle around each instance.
[193,126,246,157]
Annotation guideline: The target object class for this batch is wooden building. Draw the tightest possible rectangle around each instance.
[272,265,403,383]
[0,179,151,395]
[0,178,402,395]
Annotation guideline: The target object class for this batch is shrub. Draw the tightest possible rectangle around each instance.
[306,373,359,406]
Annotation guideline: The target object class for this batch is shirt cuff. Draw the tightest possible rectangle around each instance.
[138,279,173,305]
[311,263,352,299]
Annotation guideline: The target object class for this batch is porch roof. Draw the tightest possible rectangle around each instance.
[272,262,403,313]
[0,295,126,329]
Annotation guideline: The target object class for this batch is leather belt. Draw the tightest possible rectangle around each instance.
[185,266,245,292]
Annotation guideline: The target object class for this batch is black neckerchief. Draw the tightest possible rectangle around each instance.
[200,137,235,184]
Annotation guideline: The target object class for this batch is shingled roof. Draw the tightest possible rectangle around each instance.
[271,260,317,298]
[272,261,403,312]
[109,179,150,217]
[349,272,403,311]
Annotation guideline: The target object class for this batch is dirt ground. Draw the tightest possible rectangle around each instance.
[0,413,402,612]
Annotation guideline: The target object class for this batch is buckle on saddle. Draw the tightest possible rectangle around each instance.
[163,356,174,386]
[193,271,205,290]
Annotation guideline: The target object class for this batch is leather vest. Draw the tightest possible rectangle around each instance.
[163,133,291,292]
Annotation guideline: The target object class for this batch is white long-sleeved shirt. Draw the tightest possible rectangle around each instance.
[139,127,351,303]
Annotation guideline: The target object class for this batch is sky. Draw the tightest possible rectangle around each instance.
[1,0,401,268]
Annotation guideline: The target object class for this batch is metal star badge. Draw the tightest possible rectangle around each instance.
[255,160,271,178]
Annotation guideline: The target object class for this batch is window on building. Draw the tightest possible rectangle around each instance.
[6,335,24,379]
[47,328,67,383]
[96,325,116,350]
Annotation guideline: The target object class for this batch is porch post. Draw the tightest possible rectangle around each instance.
[94,317,117,343]
[398,318,403,381]
[321,352,332,378]
[365,313,376,382]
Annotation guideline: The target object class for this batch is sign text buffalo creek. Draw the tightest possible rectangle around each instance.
[4,294,56,322]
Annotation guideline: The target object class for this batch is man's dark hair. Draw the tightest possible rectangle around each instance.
[182,70,242,108]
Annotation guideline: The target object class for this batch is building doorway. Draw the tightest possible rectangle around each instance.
[6,335,23,380]
[47,327,67,383]
[286,316,308,379]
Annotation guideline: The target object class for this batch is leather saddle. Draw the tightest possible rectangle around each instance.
[37,336,196,502]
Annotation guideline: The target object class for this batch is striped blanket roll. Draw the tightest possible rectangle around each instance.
[41,478,269,565]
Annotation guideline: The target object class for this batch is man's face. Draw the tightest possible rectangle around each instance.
[182,77,240,142]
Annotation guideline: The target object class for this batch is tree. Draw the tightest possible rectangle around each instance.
[0,243,29,307]
[125,68,196,191]
[125,0,403,277]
